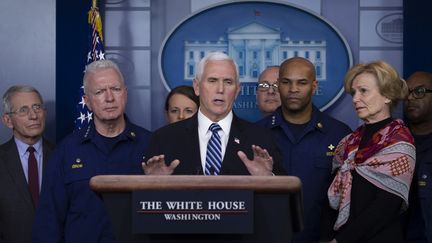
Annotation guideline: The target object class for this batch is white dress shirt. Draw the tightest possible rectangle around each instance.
[197,109,233,172]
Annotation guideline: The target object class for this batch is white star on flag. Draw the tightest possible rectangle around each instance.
[77,112,86,124]
[98,50,105,60]
[86,111,93,123]
[78,96,86,109]
[75,1,105,130]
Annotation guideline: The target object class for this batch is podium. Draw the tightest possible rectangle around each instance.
[90,175,303,243]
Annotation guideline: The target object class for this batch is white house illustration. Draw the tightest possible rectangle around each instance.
[184,22,327,82]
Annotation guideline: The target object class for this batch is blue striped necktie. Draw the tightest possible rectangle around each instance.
[205,123,222,175]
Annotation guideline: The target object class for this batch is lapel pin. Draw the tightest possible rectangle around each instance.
[234,138,240,144]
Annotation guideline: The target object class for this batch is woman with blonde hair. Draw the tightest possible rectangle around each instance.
[323,61,416,243]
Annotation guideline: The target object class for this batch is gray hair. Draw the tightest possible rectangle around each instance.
[259,65,280,81]
[83,59,124,94]
[2,85,44,114]
[194,52,239,82]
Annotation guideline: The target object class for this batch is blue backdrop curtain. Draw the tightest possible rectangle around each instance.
[403,0,432,77]
[55,0,431,142]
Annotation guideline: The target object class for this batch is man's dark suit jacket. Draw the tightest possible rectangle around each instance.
[0,138,54,243]
[145,113,286,175]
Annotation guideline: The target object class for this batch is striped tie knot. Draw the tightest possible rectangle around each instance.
[209,123,222,133]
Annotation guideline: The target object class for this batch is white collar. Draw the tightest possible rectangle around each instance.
[14,137,43,157]
[197,109,233,135]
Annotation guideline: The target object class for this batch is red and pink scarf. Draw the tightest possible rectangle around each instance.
[328,119,415,230]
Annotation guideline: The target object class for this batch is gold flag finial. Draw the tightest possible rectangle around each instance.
[88,0,104,42]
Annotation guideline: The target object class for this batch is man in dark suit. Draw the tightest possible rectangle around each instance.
[0,85,54,243]
[143,52,285,176]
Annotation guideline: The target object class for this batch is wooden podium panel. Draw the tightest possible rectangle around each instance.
[90,175,303,243]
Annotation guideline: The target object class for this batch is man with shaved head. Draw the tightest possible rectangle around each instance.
[257,57,351,242]
[404,71,432,243]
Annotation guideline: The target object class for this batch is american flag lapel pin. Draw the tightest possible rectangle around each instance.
[234,137,240,144]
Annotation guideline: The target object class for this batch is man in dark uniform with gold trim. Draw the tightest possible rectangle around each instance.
[32,60,152,243]
[257,57,351,242]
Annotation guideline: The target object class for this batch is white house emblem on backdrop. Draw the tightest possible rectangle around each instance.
[160,1,352,122]
[184,22,327,83]
[376,13,403,44]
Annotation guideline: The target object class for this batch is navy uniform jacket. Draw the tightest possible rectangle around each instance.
[405,133,432,243]
[31,119,151,243]
[256,106,351,243]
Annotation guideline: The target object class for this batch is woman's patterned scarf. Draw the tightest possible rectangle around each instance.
[328,119,415,230]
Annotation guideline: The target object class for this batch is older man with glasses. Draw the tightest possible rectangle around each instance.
[404,71,432,243]
[256,66,281,117]
[0,85,54,243]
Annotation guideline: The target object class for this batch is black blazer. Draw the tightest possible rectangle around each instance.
[145,113,286,175]
[0,138,54,243]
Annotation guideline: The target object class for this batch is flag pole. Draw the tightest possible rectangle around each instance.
[75,0,105,129]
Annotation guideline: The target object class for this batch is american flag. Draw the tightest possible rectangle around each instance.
[75,0,105,129]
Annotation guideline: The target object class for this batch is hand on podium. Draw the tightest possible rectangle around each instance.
[142,155,179,175]
[237,145,274,176]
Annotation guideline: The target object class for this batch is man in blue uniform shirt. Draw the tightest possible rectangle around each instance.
[32,60,152,243]
[404,71,432,243]
[257,57,351,242]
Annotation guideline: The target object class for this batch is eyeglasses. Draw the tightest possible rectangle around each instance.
[7,104,45,117]
[257,82,279,92]
[408,86,432,99]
